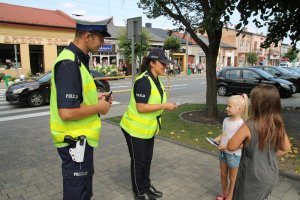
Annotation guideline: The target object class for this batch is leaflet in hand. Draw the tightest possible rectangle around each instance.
[205,137,220,147]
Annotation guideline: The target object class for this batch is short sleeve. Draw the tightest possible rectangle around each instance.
[55,60,83,108]
[134,77,151,103]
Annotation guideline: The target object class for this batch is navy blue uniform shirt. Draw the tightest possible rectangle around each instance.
[134,70,163,103]
[55,43,90,108]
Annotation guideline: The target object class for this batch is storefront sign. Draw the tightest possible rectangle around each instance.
[1,36,70,45]
[99,44,112,52]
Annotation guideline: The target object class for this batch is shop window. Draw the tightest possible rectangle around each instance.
[109,56,117,65]
[0,44,21,69]
[57,46,67,55]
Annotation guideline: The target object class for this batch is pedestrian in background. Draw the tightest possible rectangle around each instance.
[50,17,113,200]
[214,94,249,200]
[228,84,291,200]
[120,48,177,200]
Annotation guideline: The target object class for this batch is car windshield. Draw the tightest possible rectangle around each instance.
[283,67,300,75]
[255,69,274,79]
[90,70,105,78]
[293,68,300,73]
[38,72,51,82]
[275,67,294,74]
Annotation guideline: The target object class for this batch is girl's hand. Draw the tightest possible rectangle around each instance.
[218,144,227,151]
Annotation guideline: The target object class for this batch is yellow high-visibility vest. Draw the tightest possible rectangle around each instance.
[120,71,167,139]
[50,49,101,148]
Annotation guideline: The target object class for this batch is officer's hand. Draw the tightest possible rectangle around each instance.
[98,92,113,104]
[98,96,111,115]
[163,102,177,111]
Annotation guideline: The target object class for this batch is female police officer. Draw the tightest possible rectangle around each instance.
[50,18,113,200]
[120,48,177,200]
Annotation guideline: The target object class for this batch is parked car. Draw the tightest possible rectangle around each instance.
[252,66,300,92]
[280,67,300,75]
[5,70,110,107]
[217,67,296,97]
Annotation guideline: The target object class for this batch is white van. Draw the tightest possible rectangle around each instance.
[278,62,291,67]
[291,62,300,67]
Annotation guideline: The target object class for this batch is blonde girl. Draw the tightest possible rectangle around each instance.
[214,94,249,200]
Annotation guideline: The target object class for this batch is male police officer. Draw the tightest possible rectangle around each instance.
[50,17,113,199]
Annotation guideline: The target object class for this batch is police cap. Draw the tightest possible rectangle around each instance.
[75,17,113,37]
[147,48,171,65]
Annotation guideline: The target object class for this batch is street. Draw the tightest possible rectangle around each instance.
[1,73,300,122]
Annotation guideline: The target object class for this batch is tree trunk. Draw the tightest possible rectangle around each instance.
[205,51,218,119]
[205,30,222,119]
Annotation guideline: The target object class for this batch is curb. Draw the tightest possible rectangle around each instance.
[103,119,300,182]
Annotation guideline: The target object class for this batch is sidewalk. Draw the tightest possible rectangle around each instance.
[0,105,299,200]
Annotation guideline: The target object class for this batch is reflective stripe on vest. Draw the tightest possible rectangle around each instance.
[50,49,101,148]
[120,71,167,139]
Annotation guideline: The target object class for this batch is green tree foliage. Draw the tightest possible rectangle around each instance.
[164,36,181,60]
[246,52,258,66]
[237,1,300,48]
[138,0,237,118]
[117,28,152,64]
[284,49,298,62]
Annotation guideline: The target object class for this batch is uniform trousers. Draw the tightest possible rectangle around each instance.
[122,128,155,195]
[57,144,94,200]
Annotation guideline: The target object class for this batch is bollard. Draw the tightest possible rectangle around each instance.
[4,75,11,87]
[188,69,191,75]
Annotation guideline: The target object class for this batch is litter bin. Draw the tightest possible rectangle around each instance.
[4,75,11,87]
[187,69,191,75]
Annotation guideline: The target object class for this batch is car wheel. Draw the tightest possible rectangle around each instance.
[218,85,228,96]
[295,85,299,93]
[96,82,110,93]
[97,87,106,93]
[28,91,45,107]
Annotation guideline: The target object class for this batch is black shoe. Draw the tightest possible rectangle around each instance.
[134,193,157,200]
[147,185,163,198]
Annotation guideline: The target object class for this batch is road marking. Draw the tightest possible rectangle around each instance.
[111,82,132,86]
[0,104,12,107]
[112,101,120,105]
[165,84,188,88]
[0,111,50,122]
[0,106,50,115]
[112,89,131,93]
[167,87,187,91]
[110,85,132,89]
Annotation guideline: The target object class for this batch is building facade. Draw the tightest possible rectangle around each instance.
[0,3,76,77]
[221,27,282,66]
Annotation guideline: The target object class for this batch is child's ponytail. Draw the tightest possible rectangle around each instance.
[241,94,249,121]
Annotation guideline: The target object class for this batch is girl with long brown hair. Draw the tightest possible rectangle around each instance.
[227,84,291,200]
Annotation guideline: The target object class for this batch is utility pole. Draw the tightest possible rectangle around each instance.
[14,45,19,77]
[127,17,142,85]
[185,31,189,75]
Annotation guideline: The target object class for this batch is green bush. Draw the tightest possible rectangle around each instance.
[95,65,123,77]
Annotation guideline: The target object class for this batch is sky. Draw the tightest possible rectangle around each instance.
[0,0,295,46]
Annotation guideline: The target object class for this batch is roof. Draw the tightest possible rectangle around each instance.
[0,2,75,29]
[173,32,236,49]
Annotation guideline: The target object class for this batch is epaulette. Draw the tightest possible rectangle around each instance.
[75,55,81,67]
